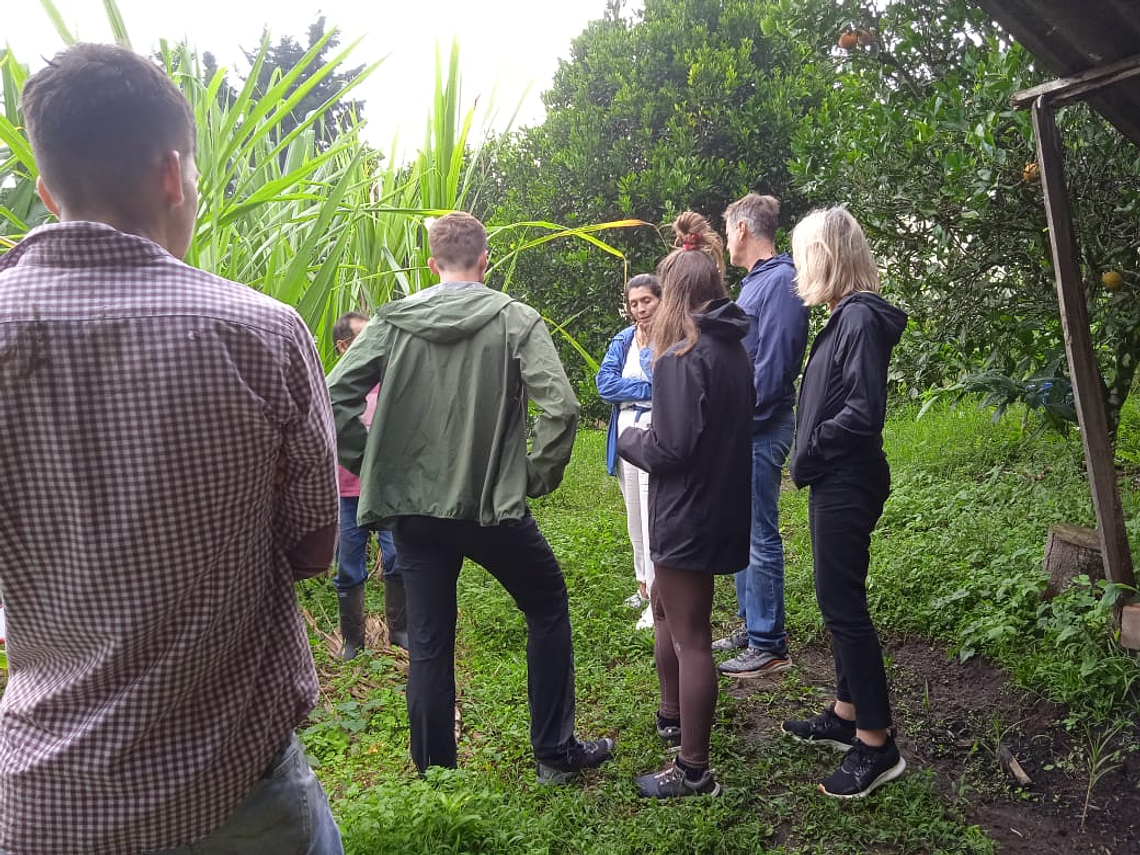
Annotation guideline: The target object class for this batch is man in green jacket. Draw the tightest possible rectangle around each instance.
[327,212,614,783]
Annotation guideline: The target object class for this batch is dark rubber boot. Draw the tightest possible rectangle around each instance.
[385,576,409,650]
[338,583,366,660]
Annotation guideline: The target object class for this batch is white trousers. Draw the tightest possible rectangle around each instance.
[617,455,654,593]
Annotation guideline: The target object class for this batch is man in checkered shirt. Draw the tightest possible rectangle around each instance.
[0,44,342,854]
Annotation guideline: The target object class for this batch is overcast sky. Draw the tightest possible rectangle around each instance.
[7,0,619,155]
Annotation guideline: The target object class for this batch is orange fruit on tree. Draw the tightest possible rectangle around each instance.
[1102,270,1124,291]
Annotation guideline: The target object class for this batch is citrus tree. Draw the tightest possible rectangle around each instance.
[785,0,1140,433]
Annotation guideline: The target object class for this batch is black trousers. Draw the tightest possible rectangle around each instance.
[808,460,893,731]
[392,514,576,772]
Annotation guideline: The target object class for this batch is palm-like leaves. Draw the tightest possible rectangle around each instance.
[1,0,645,369]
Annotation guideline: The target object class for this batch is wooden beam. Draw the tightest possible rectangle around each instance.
[1012,53,1140,108]
[1031,98,1137,610]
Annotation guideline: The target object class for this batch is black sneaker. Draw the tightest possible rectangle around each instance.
[782,705,857,751]
[819,737,906,798]
[535,737,615,785]
[636,759,722,798]
[656,713,681,750]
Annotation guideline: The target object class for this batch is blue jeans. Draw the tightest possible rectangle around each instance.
[734,412,794,655]
[0,735,345,855]
[336,495,399,591]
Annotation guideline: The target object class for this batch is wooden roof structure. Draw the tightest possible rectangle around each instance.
[974,0,1140,145]
[971,0,1140,646]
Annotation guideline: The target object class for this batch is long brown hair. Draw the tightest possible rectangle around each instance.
[650,211,728,360]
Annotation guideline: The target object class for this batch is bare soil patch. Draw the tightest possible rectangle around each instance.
[731,638,1139,854]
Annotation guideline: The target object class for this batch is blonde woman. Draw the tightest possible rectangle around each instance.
[782,207,908,798]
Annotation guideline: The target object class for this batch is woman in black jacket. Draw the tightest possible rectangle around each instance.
[782,207,909,798]
[618,212,754,798]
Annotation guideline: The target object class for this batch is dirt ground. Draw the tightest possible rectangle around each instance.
[731,638,1140,854]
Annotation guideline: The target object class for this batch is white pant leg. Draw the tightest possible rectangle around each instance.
[617,456,649,587]
[636,464,654,593]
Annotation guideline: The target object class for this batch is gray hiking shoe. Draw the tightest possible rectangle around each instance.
[716,647,792,678]
[710,626,748,652]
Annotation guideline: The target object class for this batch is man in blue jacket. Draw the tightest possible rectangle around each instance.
[714,194,809,677]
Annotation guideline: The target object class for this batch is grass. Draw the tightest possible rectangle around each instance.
[293,395,1140,854]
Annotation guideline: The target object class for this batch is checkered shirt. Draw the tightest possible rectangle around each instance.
[0,222,338,855]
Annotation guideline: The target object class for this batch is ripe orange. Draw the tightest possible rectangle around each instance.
[1102,271,1124,291]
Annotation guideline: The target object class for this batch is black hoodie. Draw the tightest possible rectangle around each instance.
[789,292,909,488]
[618,298,755,574]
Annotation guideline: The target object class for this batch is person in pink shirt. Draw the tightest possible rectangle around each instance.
[332,312,407,657]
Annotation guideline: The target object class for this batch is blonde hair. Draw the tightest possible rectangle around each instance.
[790,207,880,307]
[651,212,728,360]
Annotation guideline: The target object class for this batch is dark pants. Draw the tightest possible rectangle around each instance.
[392,514,576,772]
[808,461,893,731]
[651,565,716,768]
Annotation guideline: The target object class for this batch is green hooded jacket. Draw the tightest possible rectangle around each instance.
[326,282,579,528]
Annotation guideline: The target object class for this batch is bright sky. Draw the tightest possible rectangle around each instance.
[7,0,619,157]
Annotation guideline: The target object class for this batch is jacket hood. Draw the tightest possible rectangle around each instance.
[834,292,908,346]
[695,297,749,341]
[379,282,515,343]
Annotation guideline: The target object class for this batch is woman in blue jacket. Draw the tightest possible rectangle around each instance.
[595,273,661,630]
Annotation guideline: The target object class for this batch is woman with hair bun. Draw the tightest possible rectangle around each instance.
[618,212,753,798]
[781,207,908,798]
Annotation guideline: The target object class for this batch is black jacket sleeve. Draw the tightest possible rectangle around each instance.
[618,350,705,474]
[810,316,889,461]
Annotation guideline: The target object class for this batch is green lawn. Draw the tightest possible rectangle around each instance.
[296,400,1139,854]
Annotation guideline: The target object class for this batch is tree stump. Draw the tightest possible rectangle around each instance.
[1041,523,1104,600]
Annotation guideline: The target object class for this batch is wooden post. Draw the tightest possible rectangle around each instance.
[1031,97,1137,610]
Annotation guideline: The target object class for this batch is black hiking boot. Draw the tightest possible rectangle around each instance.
[337,583,366,661]
[535,737,615,785]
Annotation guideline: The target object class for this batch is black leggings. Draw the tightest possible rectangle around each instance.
[809,463,893,730]
[651,564,716,768]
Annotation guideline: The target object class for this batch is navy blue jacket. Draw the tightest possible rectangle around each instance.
[617,299,754,574]
[595,325,652,475]
[789,292,908,487]
[736,253,809,428]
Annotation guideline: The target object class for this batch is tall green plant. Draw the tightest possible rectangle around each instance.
[2,1,643,372]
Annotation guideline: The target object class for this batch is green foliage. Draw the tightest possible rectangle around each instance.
[485,0,844,417]
[918,368,1076,436]
[786,0,1140,429]
[243,17,366,150]
[299,423,1133,853]
[0,4,636,372]
[796,398,1140,724]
